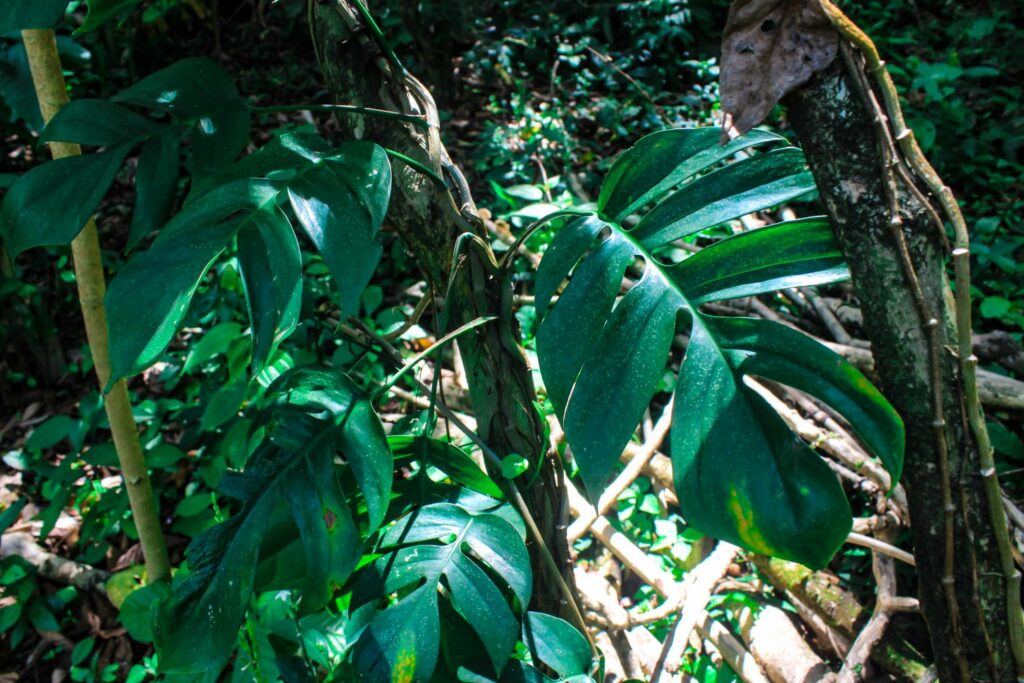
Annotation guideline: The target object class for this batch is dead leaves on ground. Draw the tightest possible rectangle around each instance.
[720,0,838,140]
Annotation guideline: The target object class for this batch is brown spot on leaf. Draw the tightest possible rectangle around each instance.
[324,509,336,530]
[720,0,838,139]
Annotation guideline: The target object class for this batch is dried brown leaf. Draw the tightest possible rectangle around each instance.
[720,0,838,139]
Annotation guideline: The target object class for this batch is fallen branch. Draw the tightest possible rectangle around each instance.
[735,602,836,683]
[651,542,740,681]
[751,555,929,680]
[1,533,108,592]
[838,531,899,682]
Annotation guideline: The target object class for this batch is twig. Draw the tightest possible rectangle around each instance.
[838,531,898,682]
[695,614,771,683]
[803,287,853,345]
[651,542,740,681]
[565,479,677,597]
[846,532,915,567]
[584,45,672,126]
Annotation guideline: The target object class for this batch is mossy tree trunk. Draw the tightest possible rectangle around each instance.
[787,60,1014,682]
[310,1,576,620]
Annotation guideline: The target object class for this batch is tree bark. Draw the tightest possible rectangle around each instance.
[310,1,576,619]
[787,60,1014,682]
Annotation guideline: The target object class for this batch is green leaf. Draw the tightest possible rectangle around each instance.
[1,144,132,257]
[40,99,162,147]
[286,143,392,317]
[501,454,530,479]
[522,612,592,678]
[275,367,393,533]
[535,128,902,568]
[156,368,390,680]
[118,581,170,643]
[0,604,22,633]
[389,436,504,499]
[129,128,180,248]
[631,148,815,246]
[105,179,278,383]
[980,296,1013,319]
[670,218,848,304]
[705,315,903,482]
[598,128,785,221]
[71,637,95,666]
[181,321,244,375]
[113,57,249,175]
[351,501,531,682]
[26,416,75,450]
[0,499,27,535]
[672,318,851,568]
[0,0,69,33]
[105,133,391,382]
[237,206,302,372]
[78,0,143,32]
[457,613,594,682]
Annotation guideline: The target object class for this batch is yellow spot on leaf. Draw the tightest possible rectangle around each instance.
[727,486,775,556]
[391,644,417,683]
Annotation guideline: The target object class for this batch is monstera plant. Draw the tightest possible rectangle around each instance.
[0,38,902,681]
[534,128,904,569]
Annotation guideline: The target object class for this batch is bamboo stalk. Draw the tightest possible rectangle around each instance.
[20,29,170,583]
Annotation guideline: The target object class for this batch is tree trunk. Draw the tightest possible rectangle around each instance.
[310,1,576,620]
[787,59,1015,682]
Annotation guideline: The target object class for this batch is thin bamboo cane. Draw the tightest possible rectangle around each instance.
[20,29,171,583]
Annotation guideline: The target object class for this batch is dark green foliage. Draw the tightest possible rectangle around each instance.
[155,367,392,681]
[104,133,391,382]
[350,496,532,682]
[536,128,904,568]
[0,1,70,34]
[0,144,132,255]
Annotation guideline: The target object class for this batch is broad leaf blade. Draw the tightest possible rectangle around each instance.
[1,144,132,256]
[672,317,852,569]
[631,147,815,246]
[113,58,249,175]
[157,368,388,680]
[236,204,301,372]
[78,0,143,32]
[598,127,784,221]
[389,436,504,499]
[535,127,902,567]
[352,501,530,682]
[40,99,160,147]
[562,267,678,497]
[0,0,69,32]
[129,129,180,248]
[105,179,277,382]
[707,315,904,481]
[671,217,849,304]
[287,153,389,318]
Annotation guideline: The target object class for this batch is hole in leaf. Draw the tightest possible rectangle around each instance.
[761,19,776,32]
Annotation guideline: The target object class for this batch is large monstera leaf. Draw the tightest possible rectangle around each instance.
[536,128,904,569]
[104,132,391,382]
[154,367,392,682]
[348,494,533,683]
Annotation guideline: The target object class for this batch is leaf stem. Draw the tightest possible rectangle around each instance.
[20,29,171,583]
[249,103,429,128]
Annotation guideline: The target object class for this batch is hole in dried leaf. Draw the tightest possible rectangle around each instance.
[761,19,776,32]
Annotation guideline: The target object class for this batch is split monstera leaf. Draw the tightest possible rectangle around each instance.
[535,128,904,569]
